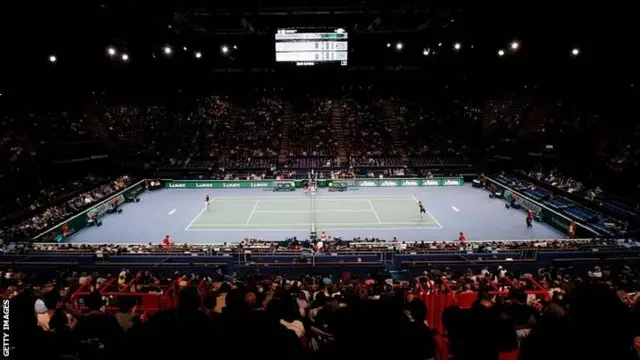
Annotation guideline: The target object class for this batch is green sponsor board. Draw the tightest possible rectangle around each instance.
[86,194,127,220]
[165,178,463,189]
[33,180,146,242]
[165,180,295,189]
[354,178,464,187]
[484,176,599,238]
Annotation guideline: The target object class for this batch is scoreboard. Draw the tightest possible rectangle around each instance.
[275,29,348,67]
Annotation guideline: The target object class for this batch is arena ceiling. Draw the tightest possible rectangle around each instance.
[0,2,636,94]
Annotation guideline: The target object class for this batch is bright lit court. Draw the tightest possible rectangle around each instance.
[185,196,442,231]
[66,185,567,244]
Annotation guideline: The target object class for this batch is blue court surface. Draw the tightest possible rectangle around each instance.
[68,184,565,244]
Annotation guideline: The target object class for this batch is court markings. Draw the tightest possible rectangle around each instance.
[184,195,443,231]
[210,196,417,202]
[254,209,373,213]
[168,209,176,215]
[245,200,260,226]
[188,221,440,227]
[411,195,444,228]
[184,198,215,230]
[184,207,208,230]
[185,227,442,232]
[367,200,382,224]
[452,206,460,212]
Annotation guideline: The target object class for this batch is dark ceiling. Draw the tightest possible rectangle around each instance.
[0,2,636,94]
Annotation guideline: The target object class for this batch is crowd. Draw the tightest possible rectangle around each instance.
[288,97,336,158]
[340,96,403,166]
[1,90,639,232]
[3,253,640,360]
[0,176,132,241]
[6,237,629,256]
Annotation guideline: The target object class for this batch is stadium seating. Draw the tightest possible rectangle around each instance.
[2,238,639,359]
[2,89,640,360]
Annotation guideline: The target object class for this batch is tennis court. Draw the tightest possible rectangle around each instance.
[185,195,442,231]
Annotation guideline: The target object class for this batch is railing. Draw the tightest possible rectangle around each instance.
[485,176,600,238]
[32,179,146,241]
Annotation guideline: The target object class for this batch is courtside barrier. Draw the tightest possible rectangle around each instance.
[31,177,460,242]
[484,176,599,238]
[162,177,464,189]
[32,180,146,242]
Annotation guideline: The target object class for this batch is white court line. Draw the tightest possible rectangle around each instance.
[189,221,438,227]
[451,206,460,212]
[254,209,373,213]
[411,195,444,229]
[184,207,208,231]
[244,200,260,227]
[185,226,442,232]
[367,200,382,224]
[168,209,176,215]
[213,197,416,202]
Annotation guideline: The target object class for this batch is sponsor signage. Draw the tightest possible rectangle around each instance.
[484,176,600,238]
[443,179,461,186]
[164,178,464,189]
[358,181,377,187]
[33,180,147,242]
[380,180,397,187]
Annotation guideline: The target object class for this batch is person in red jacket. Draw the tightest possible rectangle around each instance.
[527,209,534,228]
[458,232,467,245]
[162,235,172,247]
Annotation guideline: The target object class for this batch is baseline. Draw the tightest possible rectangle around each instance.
[188,221,439,227]
[185,226,442,232]
[367,200,383,224]
[244,200,260,227]
[211,196,416,202]
[411,195,444,229]
[254,209,373,213]
[184,199,212,231]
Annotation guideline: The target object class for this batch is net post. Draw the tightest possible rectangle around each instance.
[309,183,317,240]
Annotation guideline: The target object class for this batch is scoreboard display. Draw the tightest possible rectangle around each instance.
[275,28,348,67]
